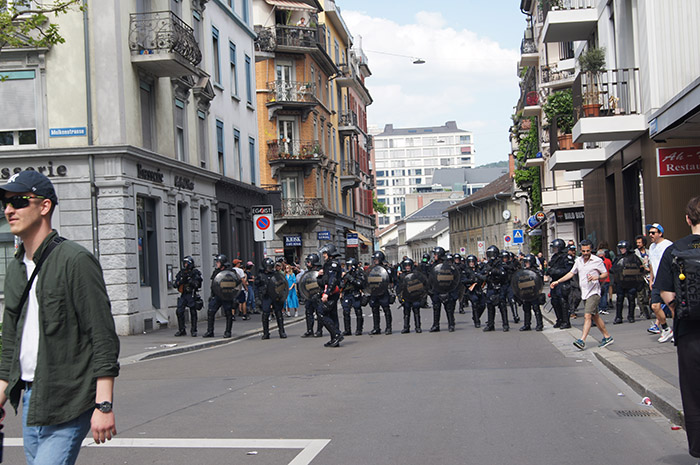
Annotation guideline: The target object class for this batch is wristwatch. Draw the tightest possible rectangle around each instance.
[95,401,113,413]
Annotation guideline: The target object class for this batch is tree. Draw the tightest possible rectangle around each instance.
[373,194,387,214]
[0,0,82,52]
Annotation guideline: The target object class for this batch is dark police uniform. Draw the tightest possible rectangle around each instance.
[173,256,203,336]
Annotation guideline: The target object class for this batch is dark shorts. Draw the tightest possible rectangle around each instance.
[651,286,662,305]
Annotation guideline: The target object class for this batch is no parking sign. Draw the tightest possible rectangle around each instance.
[503,234,512,249]
[253,205,274,242]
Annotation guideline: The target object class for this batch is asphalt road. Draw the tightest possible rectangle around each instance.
[3,308,695,465]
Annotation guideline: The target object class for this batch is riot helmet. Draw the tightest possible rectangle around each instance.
[305,253,320,269]
[421,252,431,263]
[214,254,228,267]
[617,240,631,254]
[401,257,415,272]
[550,238,566,254]
[433,246,446,261]
[346,257,359,270]
[523,254,538,269]
[183,256,195,270]
[486,245,500,261]
[372,250,386,264]
[445,253,453,262]
[501,250,511,262]
[466,254,478,267]
[263,257,275,272]
[453,253,462,262]
[319,243,338,258]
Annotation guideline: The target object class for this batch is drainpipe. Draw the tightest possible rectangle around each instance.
[84,1,99,258]
[470,201,484,245]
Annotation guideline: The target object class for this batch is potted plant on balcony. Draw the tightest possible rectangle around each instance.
[578,46,606,117]
[543,89,578,150]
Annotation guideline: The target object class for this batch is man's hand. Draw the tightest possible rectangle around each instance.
[321,294,328,303]
[91,410,116,444]
[550,281,558,289]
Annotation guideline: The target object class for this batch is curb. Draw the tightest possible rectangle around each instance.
[119,316,305,364]
[541,304,684,428]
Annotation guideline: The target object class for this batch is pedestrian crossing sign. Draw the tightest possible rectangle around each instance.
[513,229,524,244]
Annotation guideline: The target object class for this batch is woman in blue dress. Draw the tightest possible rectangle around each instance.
[286,265,299,317]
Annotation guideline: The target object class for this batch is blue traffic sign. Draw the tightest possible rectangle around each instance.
[513,229,524,244]
[526,215,539,228]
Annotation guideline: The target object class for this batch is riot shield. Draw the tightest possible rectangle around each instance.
[366,265,390,297]
[510,269,543,303]
[212,269,242,301]
[429,262,460,294]
[267,271,289,303]
[298,270,320,301]
[400,271,428,302]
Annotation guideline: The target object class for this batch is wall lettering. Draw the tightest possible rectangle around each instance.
[1,161,68,179]
[137,163,164,183]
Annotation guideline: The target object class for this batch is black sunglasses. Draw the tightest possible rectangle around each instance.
[2,195,46,210]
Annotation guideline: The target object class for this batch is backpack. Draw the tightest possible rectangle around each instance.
[672,248,700,320]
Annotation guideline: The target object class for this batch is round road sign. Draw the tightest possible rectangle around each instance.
[256,216,271,230]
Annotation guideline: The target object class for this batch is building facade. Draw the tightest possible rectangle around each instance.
[373,121,475,227]
[0,0,273,334]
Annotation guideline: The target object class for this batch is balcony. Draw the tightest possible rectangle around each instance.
[255,25,322,55]
[340,161,361,192]
[278,198,326,218]
[542,0,598,43]
[520,38,539,67]
[266,80,318,121]
[267,139,324,177]
[572,68,646,143]
[541,65,575,90]
[541,186,584,207]
[338,110,361,136]
[335,63,356,88]
[128,11,201,77]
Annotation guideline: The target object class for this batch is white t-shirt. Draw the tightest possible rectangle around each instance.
[20,255,40,382]
[649,239,673,283]
[569,254,608,301]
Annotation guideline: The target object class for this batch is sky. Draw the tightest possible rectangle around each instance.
[339,0,526,165]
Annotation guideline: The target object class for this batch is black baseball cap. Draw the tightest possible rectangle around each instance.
[0,171,58,206]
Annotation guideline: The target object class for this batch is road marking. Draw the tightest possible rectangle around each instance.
[5,438,331,465]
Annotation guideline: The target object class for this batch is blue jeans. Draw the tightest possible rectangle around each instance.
[23,387,93,465]
[598,282,610,310]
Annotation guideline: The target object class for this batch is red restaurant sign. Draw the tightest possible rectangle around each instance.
[657,146,700,177]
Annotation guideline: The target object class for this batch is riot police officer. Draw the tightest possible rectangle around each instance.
[453,253,468,314]
[483,246,510,331]
[519,254,545,331]
[341,258,367,336]
[203,254,239,338]
[429,246,459,332]
[398,257,425,333]
[503,251,521,323]
[546,238,575,329]
[173,256,203,336]
[611,240,644,324]
[301,253,324,338]
[465,254,487,328]
[256,258,287,339]
[368,250,395,335]
[318,243,344,347]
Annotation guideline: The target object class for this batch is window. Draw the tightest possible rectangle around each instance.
[233,129,242,180]
[174,98,186,161]
[0,70,37,149]
[212,27,221,84]
[192,10,202,45]
[229,42,238,97]
[414,178,422,184]
[334,39,339,64]
[170,0,182,16]
[440,158,452,166]
[139,80,155,150]
[197,111,207,168]
[245,54,252,104]
[242,0,249,24]
[216,120,224,174]
[459,135,471,144]
[249,137,256,185]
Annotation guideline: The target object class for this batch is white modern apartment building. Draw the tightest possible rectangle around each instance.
[0,0,275,334]
[373,121,475,226]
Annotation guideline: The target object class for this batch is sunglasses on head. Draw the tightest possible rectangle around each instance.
[2,195,46,210]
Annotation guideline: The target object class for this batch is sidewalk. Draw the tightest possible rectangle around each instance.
[541,303,683,427]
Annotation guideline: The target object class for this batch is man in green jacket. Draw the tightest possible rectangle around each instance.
[0,171,120,465]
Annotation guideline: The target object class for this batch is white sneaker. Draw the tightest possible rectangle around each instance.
[658,327,674,343]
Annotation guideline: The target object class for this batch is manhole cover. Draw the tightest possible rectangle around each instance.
[615,410,660,417]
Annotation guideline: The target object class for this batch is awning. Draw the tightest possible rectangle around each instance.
[349,229,372,246]
[265,0,315,11]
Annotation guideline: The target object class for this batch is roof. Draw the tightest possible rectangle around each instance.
[406,218,450,243]
[383,238,399,248]
[376,223,397,237]
[376,121,468,137]
[405,199,457,221]
[444,173,514,213]
[431,167,508,187]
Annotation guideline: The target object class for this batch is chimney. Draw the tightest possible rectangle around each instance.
[509,153,515,177]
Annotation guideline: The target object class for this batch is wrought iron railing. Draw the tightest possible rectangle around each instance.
[128,11,201,66]
[341,161,361,177]
[267,80,317,104]
[267,139,324,161]
[339,110,358,127]
[573,68,641,122]
[255,24,323,52]
[521,37,537,55]
[279,198,325,217]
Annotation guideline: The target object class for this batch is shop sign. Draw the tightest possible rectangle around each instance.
[174,175,194,190]
[317,231,331,241]
[1,161,67,179]
[137,163,164,183]
[555,208,584,223]
[347,233,358,248]
[284,235,302,247]
[657,146,700,177]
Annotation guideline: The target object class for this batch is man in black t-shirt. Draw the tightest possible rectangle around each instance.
[655,196,700,460]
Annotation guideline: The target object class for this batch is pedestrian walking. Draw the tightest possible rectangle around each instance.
[646,223,674,342]
[286,264,299,317]
[550,240,613,350]
[0,171,120,464]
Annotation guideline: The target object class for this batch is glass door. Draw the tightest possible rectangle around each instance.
[275,63,293,101]
[278,119,296,156]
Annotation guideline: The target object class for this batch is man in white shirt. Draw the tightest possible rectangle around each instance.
[646,223,674,342]
[551,239,613,350]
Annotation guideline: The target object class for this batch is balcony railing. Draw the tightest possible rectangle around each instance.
[255,25,322,53]
[541,65,574,85]
[266,80,317,104]
[521,37,537,55]
[339,110,358,127]
[279,198,325,217]
[541,0,596,22]
[573,68,641,122]
[267,139,324,161]
[128,11,201,68]
[341,161,361,177]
